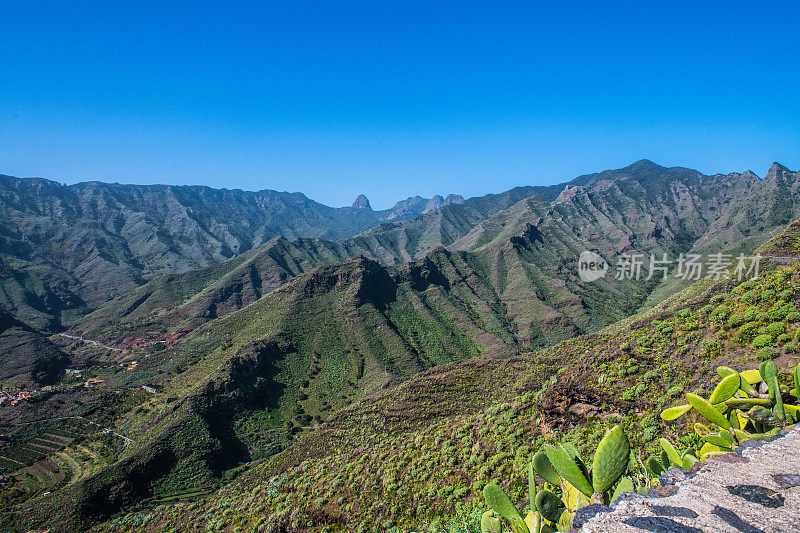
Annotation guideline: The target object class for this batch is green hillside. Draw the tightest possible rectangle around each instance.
[87,232,800,533]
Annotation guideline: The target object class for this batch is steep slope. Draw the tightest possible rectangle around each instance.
[691,162,800,254]
[0,309,68,386]
[644,162,800,306]
[71,184,556,344]
[7,256,496,529]
[6,159,785,335]
[89,222,800,533]
[6,169,800,530]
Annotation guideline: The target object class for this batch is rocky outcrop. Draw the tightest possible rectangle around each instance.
[351,194,372,209]
[582,427,800,532]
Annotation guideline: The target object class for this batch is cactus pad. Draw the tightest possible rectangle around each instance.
[532,450,560,486]
[687,393,732,429]
[709,373,741,404]
[660,404,691,421]
[535,489,565,523]
[544,445,593,497]
[481,510,503,533]
[482,483,526,531]
[591,425,630,494]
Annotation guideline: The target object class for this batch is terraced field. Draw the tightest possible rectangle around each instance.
[0,423,123,499]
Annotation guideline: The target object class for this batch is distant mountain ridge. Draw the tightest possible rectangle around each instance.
[3,160,799,364]
[0,175,468,331]
[75,161,800,355]
[349,192,465,218]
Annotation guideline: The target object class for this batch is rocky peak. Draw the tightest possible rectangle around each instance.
[555,184,585,203]
[423,195,444,213]
[766,162,794,180]
[351,194,372,210]
[422,194,465,214]
[741,170,760,181]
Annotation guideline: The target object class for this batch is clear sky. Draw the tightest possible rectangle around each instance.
[1,1,798,209]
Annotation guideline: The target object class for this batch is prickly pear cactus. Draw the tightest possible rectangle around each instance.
[611,475,634,503]
[687,393,731,429]
[761,359,785,421]
[659,438,683,467]
[532,450,560,486]
[481,510,503,533]
[709,373,741,404]
[482,483,528,533]
[645,456,665,476]
[543,445,593,498]
[534,489,565,523]
[591,425,630,494]
[660,403,691,421]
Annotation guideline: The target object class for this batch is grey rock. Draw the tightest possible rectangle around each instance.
[648,504,699,518]
[708,453,749,464]
[659,467,695,486]
[612,492,641,506]
[572,504,612,528]
[738,439,769,451]
[772,473,800,489]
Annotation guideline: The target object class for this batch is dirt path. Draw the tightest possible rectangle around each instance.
[57,333,123,352]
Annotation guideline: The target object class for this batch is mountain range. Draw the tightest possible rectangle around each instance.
[1,159,799,531]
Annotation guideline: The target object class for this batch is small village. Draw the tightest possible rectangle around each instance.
[0,331,163,409]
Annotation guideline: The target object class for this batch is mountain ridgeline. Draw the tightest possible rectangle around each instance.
[75,161,800,351]
[1,160,800,532]
[0,175,463,331]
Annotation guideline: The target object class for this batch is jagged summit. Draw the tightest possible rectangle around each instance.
[444,194,465,205]
[423,194,465,214]
[768,162,793,176]
[423,195,444,213]
[351,194,372,209]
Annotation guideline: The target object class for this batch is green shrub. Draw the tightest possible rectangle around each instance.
[666,385,684,398]
[766,322,787,336]
[757,346,778,360]
[702,339,722,358]
[727,313,745,328]
[743,308,759,322]
[761,289,776,303]
[622,388,636,401]
[711,305,730,321]
[753,334,774,349]
[769,304,792,321]
[738,322,760,342]
[784,342,799,353]
[777,333,793,345]
[742,290,759,305]
[787,312,800,323]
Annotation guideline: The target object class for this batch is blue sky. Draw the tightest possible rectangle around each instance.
[1,1,798,209]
